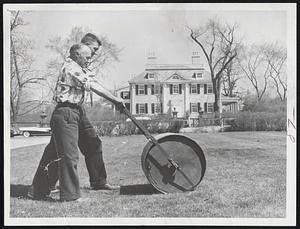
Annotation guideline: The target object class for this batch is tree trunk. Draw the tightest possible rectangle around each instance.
[11,35,21,121]
[213,78,221,117]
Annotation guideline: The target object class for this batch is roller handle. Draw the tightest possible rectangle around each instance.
[90,85,195,188]
[121,108,186,172]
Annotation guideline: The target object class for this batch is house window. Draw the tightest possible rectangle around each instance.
[196,73,203,78]
[148,73,155,79]
[191,84,197,94]
[138,85,145,95]
[151,84,160,95]
[207,84,213,94]
[121,91,130,99]
[137,103,148,114]
[191,103,198,113]
[125,103,130,110]
[139,104,145,114]
[173,84,179,94]
[207,103,214,113]
[152,103,161,113]
[155,103,161,113]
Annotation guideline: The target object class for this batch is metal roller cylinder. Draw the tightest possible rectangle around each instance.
[141,133,206,194]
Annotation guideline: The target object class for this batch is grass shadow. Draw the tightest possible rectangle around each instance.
[10,184,30,198]
[120,184,161,195]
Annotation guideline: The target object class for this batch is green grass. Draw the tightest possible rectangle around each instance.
[10,131,286,217]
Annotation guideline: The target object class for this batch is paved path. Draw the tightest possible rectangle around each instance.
[10,136,50,149]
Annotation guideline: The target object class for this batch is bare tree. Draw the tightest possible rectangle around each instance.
[263,43,287,101]
[10,11,45,121]
[44,27,121,98]
[188,18,241,115]
[238,44,274,102]
[221,60,241,97]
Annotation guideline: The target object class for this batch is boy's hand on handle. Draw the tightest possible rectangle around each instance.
[115,99,126,112]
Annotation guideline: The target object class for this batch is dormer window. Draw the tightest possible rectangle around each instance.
[196,73,203,78]
[192,72,203,79]
[148,73,155,79]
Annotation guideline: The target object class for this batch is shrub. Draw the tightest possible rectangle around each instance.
[91,119,185,136]
[229,111,286,131]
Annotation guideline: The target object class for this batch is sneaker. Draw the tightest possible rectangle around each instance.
[50,185,60,194]
[92,183,120,190]
[75,197,90,202]
[61,197,90,202]
[27,185,35,199]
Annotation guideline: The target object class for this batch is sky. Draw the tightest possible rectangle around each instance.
[12,4,288,99]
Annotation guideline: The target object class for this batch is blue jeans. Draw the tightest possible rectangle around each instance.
[32,103,107,201]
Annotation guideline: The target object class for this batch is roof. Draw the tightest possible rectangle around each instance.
[115,85,129,92]
[129,64,212,84]
[145,63,204,71]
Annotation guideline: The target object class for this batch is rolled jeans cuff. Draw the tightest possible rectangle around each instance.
[90,179,107,188]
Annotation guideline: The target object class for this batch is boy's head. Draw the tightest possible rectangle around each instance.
[69,44,92,68]
[81,33,102,56]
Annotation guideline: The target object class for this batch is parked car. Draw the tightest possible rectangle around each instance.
[19,127,52,137]
[10,127,21,137]
[126,116,151,122]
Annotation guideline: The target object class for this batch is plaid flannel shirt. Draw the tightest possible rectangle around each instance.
[54,58,94,105]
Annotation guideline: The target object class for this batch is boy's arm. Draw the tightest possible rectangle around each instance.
[89,79,125,107]
[65,63,125,107]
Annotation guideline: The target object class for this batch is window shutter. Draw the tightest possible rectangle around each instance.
[128,91,130,99]
[120,92,123,98]
[161,103,163,113]
[160,85,163,94]
[145,73,148,79]
[170,84,173,94]
[190,103,192,112]
[204,84,207,94]
[189,84,191,94]
[197,102,201,112]
[136,104,139,114]
[144,85,148,95]
[151,103,154,114]
[145,103,148,114]
[136,85,139,95]
[197,84,200,94]
[151,85,154,95]
[204,102,207,112]
[179,84,182,94]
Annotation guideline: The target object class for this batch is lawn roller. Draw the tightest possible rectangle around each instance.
[90,82,206,194]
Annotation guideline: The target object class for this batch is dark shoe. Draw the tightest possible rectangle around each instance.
[27,185,53,200]
[92,183,120,190]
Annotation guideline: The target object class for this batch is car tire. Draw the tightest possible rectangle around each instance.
[23,131,31,137]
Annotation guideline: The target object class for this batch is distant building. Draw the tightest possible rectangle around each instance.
[116,52,241,118]
[115,85,131,111]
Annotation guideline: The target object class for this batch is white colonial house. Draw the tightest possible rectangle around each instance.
[116,53,241,118]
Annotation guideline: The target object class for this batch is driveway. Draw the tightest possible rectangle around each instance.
[10,136,50,149]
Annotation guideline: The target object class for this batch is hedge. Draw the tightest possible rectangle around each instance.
[92,119,185,136]
[228,111,286,131]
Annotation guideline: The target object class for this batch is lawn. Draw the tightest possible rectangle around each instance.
[10,131,286,218]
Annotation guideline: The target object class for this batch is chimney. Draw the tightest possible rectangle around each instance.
[191,51,200,65]
[147,51,157,66]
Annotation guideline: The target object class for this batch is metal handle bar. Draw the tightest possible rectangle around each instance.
[90,84,195,188]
